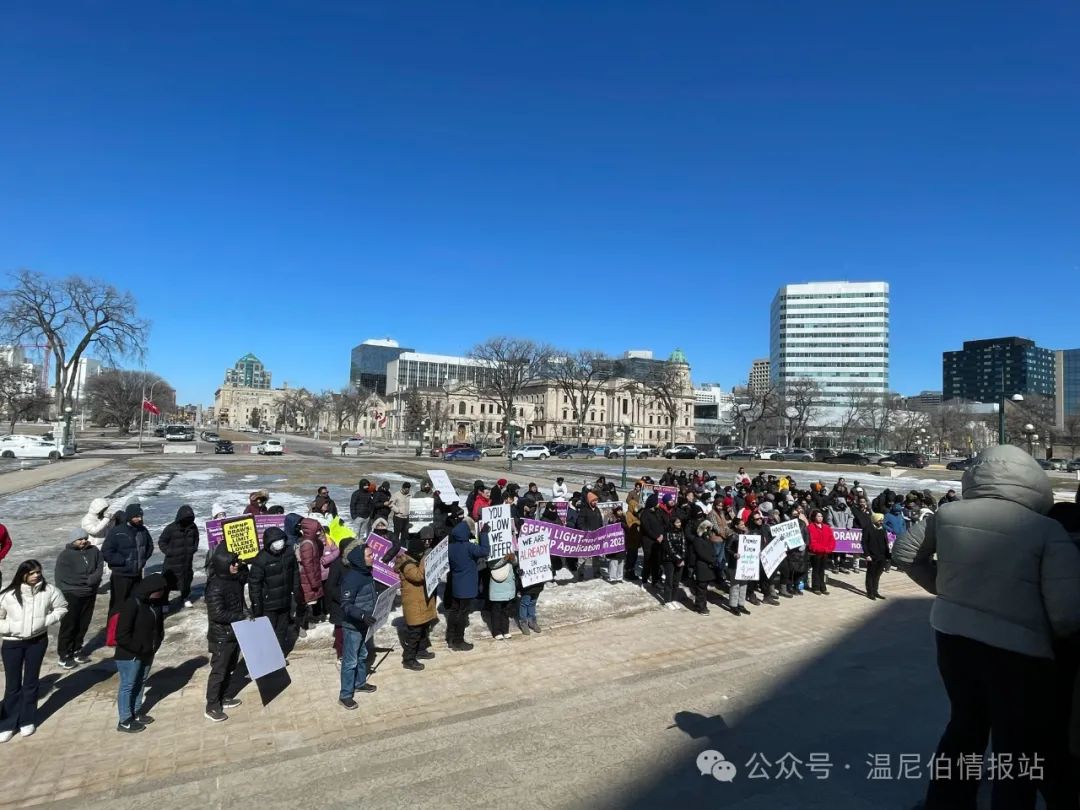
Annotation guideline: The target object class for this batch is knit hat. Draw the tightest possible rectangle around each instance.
[759,502,774,515]
[125,503,144,520]
[407,536,427,558]
[211,503,226,518]
[68,526,88,542]
[722,497,734,508]
[496,478,507,487]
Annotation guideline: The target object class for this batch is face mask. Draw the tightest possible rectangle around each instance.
[271,540,285,552]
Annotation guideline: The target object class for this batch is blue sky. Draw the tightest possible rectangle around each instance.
[2,1,1078,404]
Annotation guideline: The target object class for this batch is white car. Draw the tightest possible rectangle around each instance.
[0,434,69,460]
[757,447,783,459]
[512,445,550,461]
[340,437,365,449]
[482,445,506,457]
[607,445,652,459]
[256,439,283,455]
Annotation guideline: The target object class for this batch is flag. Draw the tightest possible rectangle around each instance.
[142,399,160,415]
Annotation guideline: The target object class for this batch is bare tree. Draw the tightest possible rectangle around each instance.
[0,270,149,413]
[778,379,821,447]
[859,391,902,451]
[84,370,175,433]
[543,350,611,442]
[0,358,52,432]
[836,388,869,449]
[998,393,1056,456]
[467,337,552,444]
[1062,413,1080,458]
[275,388,307,432]
[731,383,779,447]
[891,407,930,451]
[634,359,694,448]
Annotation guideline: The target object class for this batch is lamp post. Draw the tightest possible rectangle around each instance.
[507,419,521,472]
[998,370,1024,444]
[618,420,634,488]
[137,379,162,451]
[62,406,73,452]
[1022,423,1037,457]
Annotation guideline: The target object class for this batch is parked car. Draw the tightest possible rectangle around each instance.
[824,451,871,466]
[719,449,758,461]
[811,448,834,462]
[201,431,221,443]
[1036,458,1054,471]
[878,452,928,469]
[444,447,482,462]
[607,445,652,459]
[664,444,705,460]
[946,456,976,471]
[0,435,68,460]
[153,426,166,438]
[861,451,887,464]
[770,449,815,462]
[431,443,473,458]
[1066,459,1080,472]
[481,445,506,457]
[214,439,235,454]
[1046,457,1069,471]
[513,445,550,461]
[256,439,283,455]
[560,446,600,459]
[340,437,365,449]
[712,445,743,457]
[757,447,784,460]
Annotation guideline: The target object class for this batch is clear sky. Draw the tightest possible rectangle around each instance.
[2,1,1078,404]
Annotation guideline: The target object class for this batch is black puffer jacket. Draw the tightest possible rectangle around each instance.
[371,486,392,521]
[115,574,166,663]
[205,551,247,643]
[639,506,669,542]
[248,528,298,616]
[158,505,200,573]
[350,479,373,521]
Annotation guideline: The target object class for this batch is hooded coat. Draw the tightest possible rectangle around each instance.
[340,544,376,632]
[81,498,112,547]
[102,506,154,577]
[114,574,166,663]
[826,500,854,530]
[894,444,1080,660]
[248,528,298,616]
[448,521,490,600]
[158,505,200,573]
[371,485,392,521]
[296,518,325,603]
[53,540,104,596]
[349,479,373,521]
[884,503,907,538]
[395,552,437,625]
[205,551,247,643]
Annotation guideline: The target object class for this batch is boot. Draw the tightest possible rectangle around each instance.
[517,619,531,635]
[528,618,541,634]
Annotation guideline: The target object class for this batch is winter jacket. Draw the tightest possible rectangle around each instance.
[115,574,166,663]
[488,561,517,601]
[371,488,392,521]
[471,492,491,521]
[639,507,668,542]
[664,524,686,565]
[894,444,1080,660]
[81,498,112,547]
[448,521,489,600]
[0,583,67,640]
[340,544,377,632]
[852,509,890,561]
[296,519,325,603]
[786,522,811,574]
[53,542,104,597]
[390,491,411,520]
[320,535,341,582]
[248,538,298,616]
[574,503,603,533]
[551,482,570,501]
[807,522,836,555]
[625,490,643,527]
[325,556,345,626]
[350,482,373,521]
[826,502,854,530]
[690,531,718,583]
[158,505,200,573]
[102,520,154,578]
[884,504,907,539]
[205,552,247,643]
[395,553,436,626]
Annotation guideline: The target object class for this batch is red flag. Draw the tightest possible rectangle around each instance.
[142,399,160,415]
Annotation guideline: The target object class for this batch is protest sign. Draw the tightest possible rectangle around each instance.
[596,501,626,525]
[832,529,897,555]
[652,485,679,504]
[760,539,788,579]
[365,533,403,587]
[408,497,434,534]
[206,514,286,552]
[520,518,625,558]
[426,469,459,504]
[365,583,400,644]
[481,504,515,560]
[219,516,261,561]
[425,537,450,597]
[231,617,287,680]
[518,527,553,588]
[770,519,805,551]
[735,535,761,581]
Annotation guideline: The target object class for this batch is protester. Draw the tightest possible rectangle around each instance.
[349,478,373,535]
[395,535,437,670]
[446,511,490,651]
[807,509,836,595]
[389,482,412,547]
[624,482,644,581]
[661,509,685,610]
[725,519,751,616]
[80,498,112,548]
[470,485,491,522]
[0,560,67,741]
[606,505,627,584]
[573,491,604,581]
[853,509,890,600]
[158,505,200,609]
[316,486,339,517]
[114,573,166,733]
[102,504,154,646]
[204,551,247,722]
[371,481,392,523]
[551,477,570,501]
[243,490,269,516]
[690,523,720,615]
[295,518,325,634]
[53,527,103,669]
[488,553,516,639]
[339,543,377,708]
[248,527,299,652]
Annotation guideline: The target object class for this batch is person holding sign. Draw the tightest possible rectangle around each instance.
[204,552,248,723]
[394,536,437,671]
[248,527,299,653]
[724,519,752,616]
[339,543,377,708]
[488,554,517,640]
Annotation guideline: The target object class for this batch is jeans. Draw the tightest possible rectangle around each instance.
[865,558,886,596]
[116,657,150,722]
[607,557,625,581]
[728,581,748,609]
[518,593,537,622]
[811,554,829,592]
[339,627,372,699]
[206,639,240,712]
[713,543,727,578]
[58,592,96,660]
[926,631,1068,810]
[0,635,48,732]
[490,601,511,636]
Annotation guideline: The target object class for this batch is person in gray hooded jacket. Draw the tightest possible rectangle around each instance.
[893,444,1080,810]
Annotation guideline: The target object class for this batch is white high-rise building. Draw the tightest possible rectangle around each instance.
[770,281,890,417]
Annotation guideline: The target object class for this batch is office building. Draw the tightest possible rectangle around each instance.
[385,351,491,397]
[350,339,412,396]
[748,359,771,395]
[224,353,272,389]
[942,337,1055,404]
[770,281,890,412]
[1055,349,1080,430]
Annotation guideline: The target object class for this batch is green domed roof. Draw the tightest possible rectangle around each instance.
[669,348,688,364]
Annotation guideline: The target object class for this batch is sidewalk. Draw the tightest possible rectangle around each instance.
[0,458,112,496]
[3,574,936,809]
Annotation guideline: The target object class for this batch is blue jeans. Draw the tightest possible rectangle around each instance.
[339,627,372,700]
[116,657,150,722]
[713,543,727,575]
[518,594,537,621]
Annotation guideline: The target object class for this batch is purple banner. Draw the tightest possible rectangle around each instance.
[832,529,897,555]
[366,533,403,587]
[521,518,625,558]
[652,485,679,504]
[206,514,286,551]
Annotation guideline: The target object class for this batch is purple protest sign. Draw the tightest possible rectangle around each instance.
[206,514,286,551]
[652,485,678,504]
[832,529,897,555]
[520,519,625,558]
[365,533,403,587]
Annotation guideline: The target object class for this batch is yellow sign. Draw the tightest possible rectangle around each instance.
[221,516,260,561]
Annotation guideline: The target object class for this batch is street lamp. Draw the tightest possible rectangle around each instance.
[507,419,521,472]
[1021,423,1038,457]
[618,419,634,488]
[62,406,73,452]
[998,387,1024,445]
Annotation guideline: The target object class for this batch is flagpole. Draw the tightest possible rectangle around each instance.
[138,378,161,451]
